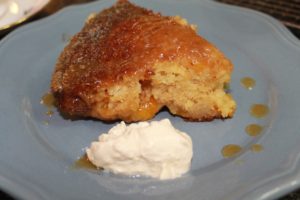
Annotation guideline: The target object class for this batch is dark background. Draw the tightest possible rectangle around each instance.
[0,0,299,199]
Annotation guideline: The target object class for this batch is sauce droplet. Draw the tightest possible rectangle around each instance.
[40,93,56,108]
[245,124,263,136]
[46,110,54,117]
[222,144,242,158]
[73,154,98,170]
[250,144,264,152]
[241,77,256,90]
[250,104,269,118]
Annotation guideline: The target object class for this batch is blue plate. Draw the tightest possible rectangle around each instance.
[0,0,300,199]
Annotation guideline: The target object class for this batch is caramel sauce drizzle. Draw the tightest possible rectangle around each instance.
[73,154,98,170]
[41,92,56,118]
[222,144,242,158]
[40,92,56,108]
[250,104,269,118]
[245,124,263,137]
[241,77,256,90]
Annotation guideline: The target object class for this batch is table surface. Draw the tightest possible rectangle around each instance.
[0,0,299,200]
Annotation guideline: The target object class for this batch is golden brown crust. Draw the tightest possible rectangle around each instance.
[51,0,234,121]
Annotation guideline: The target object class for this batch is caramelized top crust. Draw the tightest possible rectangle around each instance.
[51,0,232,93]
[51,0,233,116]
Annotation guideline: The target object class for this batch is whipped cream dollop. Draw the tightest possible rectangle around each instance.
[86,119,193,180]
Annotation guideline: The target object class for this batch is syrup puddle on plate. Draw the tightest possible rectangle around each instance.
[40,92,56,119]
[250,104,269,118]
[221,144,242,158]
[240,77,256,90]
[73,154,99,171]
[40,92,55,108]
[245,124,263,137]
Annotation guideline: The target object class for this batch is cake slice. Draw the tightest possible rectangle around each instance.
[51,0,236,122]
